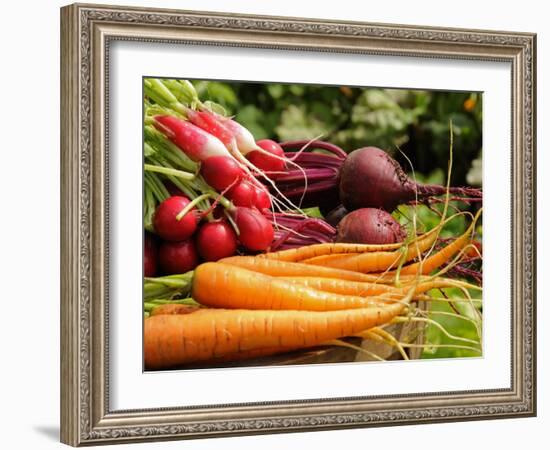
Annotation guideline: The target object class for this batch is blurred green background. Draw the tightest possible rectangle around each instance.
[190,79,483,360]
[191,80,482,188]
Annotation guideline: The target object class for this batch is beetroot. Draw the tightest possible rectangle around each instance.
[336,208,406,245]
[266,211,336,251]
[276,142,482,213]
[232,207,274,251]
[158,239,199,274]
[153,196,198,241]
[196,221,238,261]
[144,232,157,277]
[340,147,483,211]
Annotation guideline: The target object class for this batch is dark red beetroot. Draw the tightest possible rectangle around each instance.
[196,221,238,261]
[158,239,199,275]
[336,208,406,245]
[276,142,481,213]
[247,139,286,175]
[153,196,198,241]
[200,155,243,191]
[339,147,482,212]
[144,232,157,277]
[232,207,274,251]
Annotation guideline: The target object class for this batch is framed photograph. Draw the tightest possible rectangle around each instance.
[60,3,536,446]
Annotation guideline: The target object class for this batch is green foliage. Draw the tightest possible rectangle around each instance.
[189,80,482,186]
[420,288,482,359]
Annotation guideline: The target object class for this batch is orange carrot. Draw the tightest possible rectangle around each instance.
[300,227,438,273]
[259,242,404,262]
[392,210,481,277]
[259,221,449,263]
[144,302,406,369]
[219,255,412,284]
[279,276,459,298]
[192,263,388,311]
[299,253,361,265]
[149,304,200,316]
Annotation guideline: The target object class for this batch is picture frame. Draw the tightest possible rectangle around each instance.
[60,3,536,446]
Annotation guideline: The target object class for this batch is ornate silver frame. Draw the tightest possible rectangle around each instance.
[60,3,536,446]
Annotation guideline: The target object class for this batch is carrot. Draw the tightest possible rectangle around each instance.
[260,242,405,262]
[278,276,461,298]
[299,253,361,265]
[192,263,389,311]
[144,302,406,369]
[392,209,481,277]
[300,228,438,273]
[149,304,200,316]
[259,221,447,263]
[219,255,415,284]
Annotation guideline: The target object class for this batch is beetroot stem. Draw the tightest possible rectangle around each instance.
[281,140,348,159]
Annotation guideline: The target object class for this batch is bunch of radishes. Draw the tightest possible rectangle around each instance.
[143,79,335,276]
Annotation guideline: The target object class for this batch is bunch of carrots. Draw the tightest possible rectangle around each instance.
[144,208,482,370]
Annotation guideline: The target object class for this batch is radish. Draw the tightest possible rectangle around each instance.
[184,108,235,147]
[278,142,482,213]
[196,221,238,261]
[148,80,305,213]
[336,208,406,245]
[153,115,231,162]
[158,239,199,275]
[179,105,305,212]
[200,155,243,191]
[227,180,257,208]
[226,181,271,210]
[144,232,157,277]
[254,185,272,210]
[247,139,286,174]
[153,196,198,241]
[232,207,274,251]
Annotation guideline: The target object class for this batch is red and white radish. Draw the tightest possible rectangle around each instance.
[231,207,274,251]
[153,115,231,162]
[227,180,257,208]
[153,196,198,241]
[158,239,199,275]
[196,220,238,261]
[254,185,272,210]
[199,155,243,191]
[247,139,286,174]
